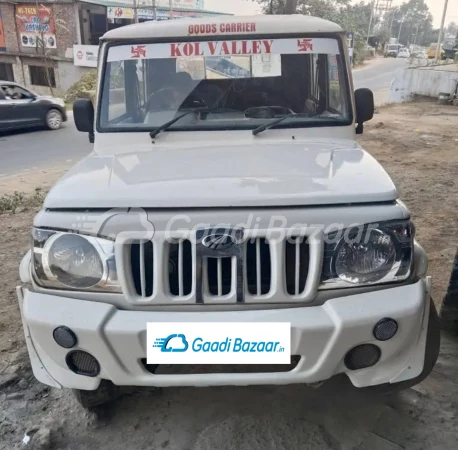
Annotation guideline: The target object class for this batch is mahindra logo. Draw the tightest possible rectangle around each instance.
[201,233,236,250]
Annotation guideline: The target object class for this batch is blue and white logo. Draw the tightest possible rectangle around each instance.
[153,334,189,352]
[147,322,291,364]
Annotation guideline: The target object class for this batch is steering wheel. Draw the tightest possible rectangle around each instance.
[146,88,208,112]
[244,106,295,119]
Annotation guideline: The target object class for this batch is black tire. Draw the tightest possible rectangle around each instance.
[45,108,63,130]
[73,380,120,409]
[366,298,440,394]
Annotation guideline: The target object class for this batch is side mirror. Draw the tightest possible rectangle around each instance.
[354,88,374,135]
[73,98,95,143]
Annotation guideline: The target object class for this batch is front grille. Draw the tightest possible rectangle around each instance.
[125,230,320,304]
[169,240,193,296]
[285,238,310,296]
[246,238,271,295]
[130,241,154,297]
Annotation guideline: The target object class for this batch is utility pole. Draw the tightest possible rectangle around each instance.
[169,0,173,19]
[152,0,157,20]
[397,16,404,42]
[367,1,375,45]
[133,0,138,23]
[284,0,297,14]
[436,0,449,62]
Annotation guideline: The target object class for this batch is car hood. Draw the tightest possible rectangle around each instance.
[44,140,397,209]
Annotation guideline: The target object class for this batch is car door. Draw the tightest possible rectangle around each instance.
[0,87,15,131]
[1,84,42,128]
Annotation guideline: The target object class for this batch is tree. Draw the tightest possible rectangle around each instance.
[389,0,434,46]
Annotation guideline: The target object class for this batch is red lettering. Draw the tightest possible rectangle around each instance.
[237,23,242,32]
[241,41,249,55]
[208,41,218,55]
[263,40,273,54]
[183,43,193,56]
[199,25,205,33]
[220,24,225,33]
[231,41,241,54]
[212,24,217,33]
[252,23,256,32]
[171,43,182,57]
[221,41,230,55]
[252,41,261,54]
[232,24,237,32]
[195,42,204,56]
[188,25,193,34]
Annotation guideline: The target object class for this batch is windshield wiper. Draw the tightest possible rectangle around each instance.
[149,111,194,139]
[252,114,343,136]
[149,108,239,139]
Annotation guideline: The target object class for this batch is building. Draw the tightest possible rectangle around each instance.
[0,0,228,95]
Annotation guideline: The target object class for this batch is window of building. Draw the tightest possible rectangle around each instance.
[29,65,56,88]
[0,63,14,82]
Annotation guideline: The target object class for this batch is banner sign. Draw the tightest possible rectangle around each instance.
[0,7,6,51]
[115,0,203,9]
[74,45,99,68]
[15,4,56,49]
[108,38,339,62]
[108,7,217,20]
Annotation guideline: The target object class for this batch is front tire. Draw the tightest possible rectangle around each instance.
[45,108,63,130]
[73,380,120,410]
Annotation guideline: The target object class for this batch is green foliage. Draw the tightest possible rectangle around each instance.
[0,189,45,214]
[64,70,98,104]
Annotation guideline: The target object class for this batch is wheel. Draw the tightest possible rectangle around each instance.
[73,380,120,409]
[366,298,441,394]
[45,108,63,130]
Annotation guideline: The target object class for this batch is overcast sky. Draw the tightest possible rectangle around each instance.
[204,0,457,28]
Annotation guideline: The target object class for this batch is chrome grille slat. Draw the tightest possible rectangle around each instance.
[217,258,223,297]
[178,241,183,297]
[295,239,300,296]
[140,241,146,298]
[256,238,261,296]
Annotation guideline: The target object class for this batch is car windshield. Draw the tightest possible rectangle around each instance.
[99,36,351,132]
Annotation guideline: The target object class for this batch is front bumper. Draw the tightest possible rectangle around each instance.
[17,278,432,391]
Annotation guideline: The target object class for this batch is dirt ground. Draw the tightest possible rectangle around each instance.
[0,101,458,450]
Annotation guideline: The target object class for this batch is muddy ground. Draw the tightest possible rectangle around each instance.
[0,101,457,449]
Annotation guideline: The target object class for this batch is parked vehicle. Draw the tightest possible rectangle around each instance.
[0,81,67,132]
[427,43,445,59]
[17,15,440,409]
[397,48,410,58]
[384,43,402,57]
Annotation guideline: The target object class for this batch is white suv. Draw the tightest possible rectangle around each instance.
[17,15,440,409]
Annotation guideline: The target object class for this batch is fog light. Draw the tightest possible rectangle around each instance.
[53,326,77,348]
[344,344,381,371]
[373,318,398,341]
[66,350,100,377]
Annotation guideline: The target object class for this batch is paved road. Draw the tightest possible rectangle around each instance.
[353,57,408,101]
[0,115,92,177]
[0,58,408,176]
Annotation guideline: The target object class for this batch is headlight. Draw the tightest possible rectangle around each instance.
[320,221,414,289]
[32,229,121,293]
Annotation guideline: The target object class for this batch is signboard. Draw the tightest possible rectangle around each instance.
[108,38,339,62]
[116,0,203,9]
[107,7,217,20]
[74,45,99,68]
[0,7,6,51]
[107,7,134,20]
[15,4,56,49]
